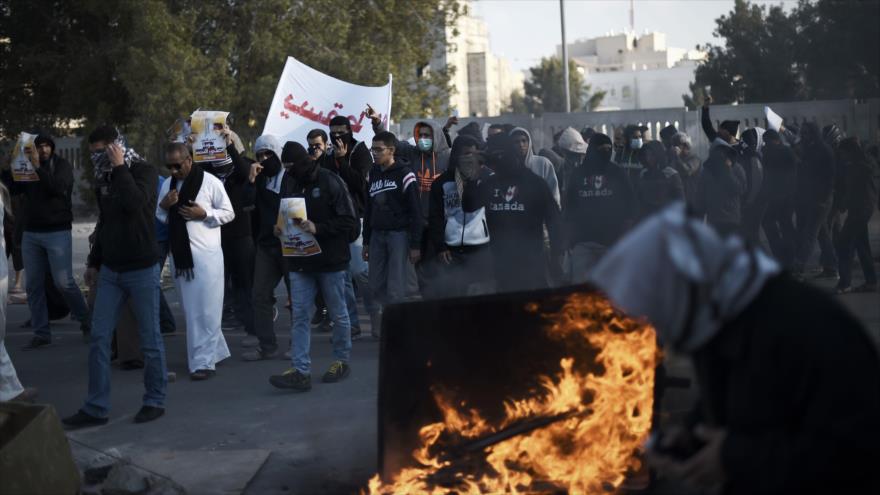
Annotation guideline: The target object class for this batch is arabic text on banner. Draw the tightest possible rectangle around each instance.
[190,110,229,163]
[277,197,322,257]
[263,56,392,148]
[11,132,40,182]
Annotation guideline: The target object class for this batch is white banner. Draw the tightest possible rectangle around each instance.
[263,56,392,147]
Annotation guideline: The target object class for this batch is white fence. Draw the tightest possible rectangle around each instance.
[395,98,880,160]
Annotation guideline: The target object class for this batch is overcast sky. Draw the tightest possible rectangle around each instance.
[472,0,799,72]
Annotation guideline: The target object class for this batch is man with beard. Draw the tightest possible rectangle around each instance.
[563,133,635,281]
[269,143,358,392]
[480,133,562,292]
[157,143,234,380]
[7,133,90,349]
[427,135,494,298]
[592,203,880,495]
[242,134,290,361]
[510,127,560,206]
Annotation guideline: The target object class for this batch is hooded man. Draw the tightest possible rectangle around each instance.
[427,135,494,298]
[670,132,702,204]
[615,124,649,185]
[693,143,748,237]
[157,143,234,380]
[510,127,561,206]
[268,142,358,392]
[760,129,798,266]
[636,141,685,220]
[591,202,880,495]
[563,132,635,282]
[792,122,836,278]
[242,134,291,361]
[554,127,588,200]
[480,133,562,292]
[4,133,91,349]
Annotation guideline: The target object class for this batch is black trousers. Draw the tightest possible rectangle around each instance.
[835,212,877,289]
[223,235,256,335]
[763,198,797,267]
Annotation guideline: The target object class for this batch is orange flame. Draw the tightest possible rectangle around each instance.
[367,292,658,494]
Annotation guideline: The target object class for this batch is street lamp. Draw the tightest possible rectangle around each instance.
[560,0,570,113]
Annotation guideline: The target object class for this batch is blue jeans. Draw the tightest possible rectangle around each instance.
[83,265,167,418]
[22,230,89,339]
[157,240,176,333]
[290,271,351,375]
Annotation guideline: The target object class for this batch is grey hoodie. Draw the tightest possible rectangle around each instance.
[511,127,561,207]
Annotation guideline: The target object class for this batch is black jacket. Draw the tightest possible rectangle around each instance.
[321,140,371,218]
[363,162,422,249]
[796,139,835,205]
[564,159,635,247]
[87,160,159,272]
[636,166,685,219]
[690,275,880,495]
[4,155,75,232]
[760,143,798,202]
[216,146,255,240]
[427,166,492,253]
[284,168,358,273]
[840,155,879,218]
[254,170,290,249]
[694,158,748,227]
[480,167,562,292]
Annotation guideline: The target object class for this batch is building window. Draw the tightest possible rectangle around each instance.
[622,85,632,99]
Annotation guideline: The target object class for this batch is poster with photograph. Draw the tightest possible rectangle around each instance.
[11,132,39,182]
[277,197,322,257]
[190,110,229,163]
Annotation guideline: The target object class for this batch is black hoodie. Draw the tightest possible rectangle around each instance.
[321,139,371,217]
[564,133,636,246]
[363,161,422,249]
[480,134,562,291]
[3,137,75,232]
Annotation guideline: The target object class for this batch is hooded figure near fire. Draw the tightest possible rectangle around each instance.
[590,202,880,494]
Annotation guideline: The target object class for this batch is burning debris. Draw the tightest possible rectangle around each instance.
[369,291,658,494]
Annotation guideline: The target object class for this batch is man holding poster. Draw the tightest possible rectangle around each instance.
[269,142,358,392]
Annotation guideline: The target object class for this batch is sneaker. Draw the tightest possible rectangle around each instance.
[62,410,108,430]
[22,336,51,351]
[134,406,165,424]
[190,369,216,381]
[269,368,311,391]
[351,326,362,341]
[241,335,260,348]
[311,308,328,325]
[811,268,838,280]
[241,347,281,361]
[322,361,350,383]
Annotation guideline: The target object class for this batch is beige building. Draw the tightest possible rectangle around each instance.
[558,31,706,110]
[430,2,524,117]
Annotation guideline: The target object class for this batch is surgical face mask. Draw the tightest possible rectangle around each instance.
[630,138,643,150]
[418,137,433,152]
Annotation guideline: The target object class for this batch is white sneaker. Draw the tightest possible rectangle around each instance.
[241,335,259,348]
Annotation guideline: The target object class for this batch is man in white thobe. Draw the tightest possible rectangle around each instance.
[157,143,235,380]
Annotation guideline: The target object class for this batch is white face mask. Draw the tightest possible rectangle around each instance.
[630,138,643,150]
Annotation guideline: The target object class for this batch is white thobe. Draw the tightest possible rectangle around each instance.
[0,202,24,401]
[157,173,235,373]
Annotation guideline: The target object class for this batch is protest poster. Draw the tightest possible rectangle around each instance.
[765,106,784,132]
[166,117,193,144]
[263,56,392,147]
[277,197,322,257]
[190,110,229,163]
[11,132,39,182]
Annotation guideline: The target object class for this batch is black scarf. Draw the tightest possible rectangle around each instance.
[168,164,205,280]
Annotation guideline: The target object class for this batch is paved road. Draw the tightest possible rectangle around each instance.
[5,219,879,494]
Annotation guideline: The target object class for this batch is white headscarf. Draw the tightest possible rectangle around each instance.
[590,202,780,352]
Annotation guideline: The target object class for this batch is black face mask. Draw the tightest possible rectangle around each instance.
[261,154,282,177]
[292,160,318,182]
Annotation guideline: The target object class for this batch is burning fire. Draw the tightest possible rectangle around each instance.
[366,292,659,494]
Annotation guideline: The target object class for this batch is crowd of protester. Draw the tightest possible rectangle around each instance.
[0,100,877,423]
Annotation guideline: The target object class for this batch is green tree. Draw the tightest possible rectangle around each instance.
[692,0,879,104]
[523,57,604,114]
[505,89,529,114]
